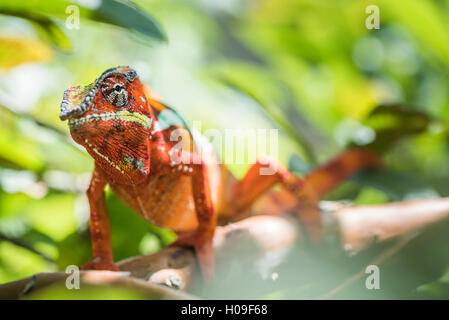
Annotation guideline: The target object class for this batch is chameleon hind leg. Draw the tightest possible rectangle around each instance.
[82,165,120,271]
[225,148,381,241]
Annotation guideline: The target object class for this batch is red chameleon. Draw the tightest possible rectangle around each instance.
[60,66,380,279]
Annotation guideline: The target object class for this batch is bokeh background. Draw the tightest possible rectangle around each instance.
[1,0,449,299]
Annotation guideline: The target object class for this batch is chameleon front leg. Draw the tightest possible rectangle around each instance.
[151,143,217,279]
[82,165,119,271]
[189,162,216,280]
[169,162,216,280]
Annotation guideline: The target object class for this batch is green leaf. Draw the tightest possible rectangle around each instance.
[29,15,72,51]
[0,0,167,50]
[56,230,92,269]
[92,0,166,42]
[0,191,78,242]
[353,104,432,154]
[354,187,389,205]
[0,3,71,50]
[0,113,45,171]
[0,241,52,283]
[0,108,92,173]
[417,266,449,299]
[0,36,53,69]
[352,169,439,202]
[381,0,449,66]
[417,282,449,299]
[23,283,148,300]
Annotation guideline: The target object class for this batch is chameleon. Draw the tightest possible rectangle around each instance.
[60,66,381,279]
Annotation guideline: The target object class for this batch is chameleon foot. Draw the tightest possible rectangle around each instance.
[172,231,197,247]
[173,231,214,280]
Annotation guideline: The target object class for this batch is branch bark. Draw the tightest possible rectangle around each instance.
[334,197,449,253]
[0,215,299,299]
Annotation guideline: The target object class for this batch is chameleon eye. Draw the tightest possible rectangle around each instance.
[101,82,128,107]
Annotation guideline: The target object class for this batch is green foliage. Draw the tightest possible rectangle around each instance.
[106,191,176,261]
[0,0,166,50]
[1,0,449,299]
[354,104,432,154]
[24,283,148,300]
[0,0,169,285]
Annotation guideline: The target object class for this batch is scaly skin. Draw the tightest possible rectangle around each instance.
[60,66,381,279]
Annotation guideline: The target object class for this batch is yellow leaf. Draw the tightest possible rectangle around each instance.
[0,36,53,69]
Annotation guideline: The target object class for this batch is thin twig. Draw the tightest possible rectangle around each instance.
[321,232,418,299]
[0,233,55,263]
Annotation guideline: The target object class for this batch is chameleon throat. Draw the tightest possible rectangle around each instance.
[68,110,152,129]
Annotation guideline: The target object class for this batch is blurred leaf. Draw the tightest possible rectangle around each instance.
[417,281,449,299]
[23,283,147,300]
[0,191,78,242]
[0,37,53,69]
[24,193,78,241]
[210,61,318,162]
[0,9,72,50]
[0,226,57,262]
[29,14,72,50]
[354,186,389,205]
[0,0,167,50]
[0,111,45,171]
[418,265,449,299]
[139,232,161,255]
[0,108,92,173]
[417,264,449,299]
[0,241,52,283]
[57,230,92,269]
[352,169,439,201]
[92,0,166,42]
[381,0,449,66]
[353,104,432,153]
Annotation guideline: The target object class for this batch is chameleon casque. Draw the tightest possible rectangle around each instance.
[60,66,380,279]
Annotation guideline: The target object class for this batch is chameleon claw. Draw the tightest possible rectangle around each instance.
[194,241,214,281]
[173,231,215,280]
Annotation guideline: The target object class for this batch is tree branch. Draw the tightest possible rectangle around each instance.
[2,197,449,299]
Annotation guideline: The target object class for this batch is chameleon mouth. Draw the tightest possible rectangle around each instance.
[68,110,153,129]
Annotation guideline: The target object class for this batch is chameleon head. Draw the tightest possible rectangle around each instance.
[60,66,153,184]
